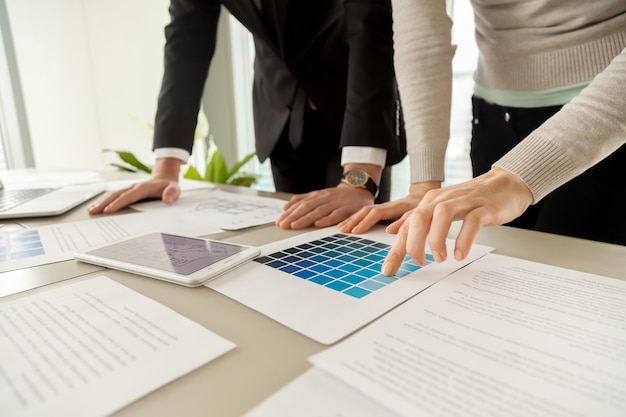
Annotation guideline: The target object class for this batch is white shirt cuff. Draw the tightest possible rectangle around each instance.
[154,147,190,163]
[341,146,387,167]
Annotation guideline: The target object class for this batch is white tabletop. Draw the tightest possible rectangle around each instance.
[2,185,625,416]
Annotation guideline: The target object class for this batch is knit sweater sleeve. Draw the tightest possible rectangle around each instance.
[391,0,455,183]
[494,47,626,203]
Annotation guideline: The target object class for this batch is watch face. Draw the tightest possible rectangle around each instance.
[345,169,368,186]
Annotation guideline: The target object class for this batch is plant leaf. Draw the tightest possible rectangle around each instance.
[183,165,203,180]
[205,147,228,183]
[109,162,139,173]
[104,149,152,173]
[228,175,257,187]
[226,151,256,179]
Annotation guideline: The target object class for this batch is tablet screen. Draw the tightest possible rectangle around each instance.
[86,233,248,275]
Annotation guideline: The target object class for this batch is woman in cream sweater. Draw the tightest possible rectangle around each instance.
[339,0,626,274]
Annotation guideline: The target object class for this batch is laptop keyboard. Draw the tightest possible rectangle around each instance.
[0,188,54,213]
[255,233,434,299]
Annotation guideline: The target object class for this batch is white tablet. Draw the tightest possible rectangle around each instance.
[74,232,260,287]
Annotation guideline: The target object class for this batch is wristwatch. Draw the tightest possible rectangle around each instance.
[341,169,379,198]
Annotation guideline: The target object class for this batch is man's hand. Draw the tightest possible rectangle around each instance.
[338,181,441,234]
[381,167,534,276]
[275,184,375,229]
[87,158,183,214]
[276,163,383,230]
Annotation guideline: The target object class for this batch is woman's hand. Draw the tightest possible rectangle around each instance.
[338,181,441,234]
[382,168,534,275]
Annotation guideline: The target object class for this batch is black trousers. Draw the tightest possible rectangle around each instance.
[269,107,392,203]
[471,96,626,246]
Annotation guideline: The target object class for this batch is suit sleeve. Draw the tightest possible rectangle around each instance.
[153,0,222,153]
[342,0,406,166]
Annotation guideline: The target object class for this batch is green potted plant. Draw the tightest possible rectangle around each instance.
[106,110,257,187]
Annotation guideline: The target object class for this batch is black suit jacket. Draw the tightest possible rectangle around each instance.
[153,0,406,166]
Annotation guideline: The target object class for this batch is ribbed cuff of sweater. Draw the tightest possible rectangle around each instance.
[409,149,447,183]
[493,135,577,203]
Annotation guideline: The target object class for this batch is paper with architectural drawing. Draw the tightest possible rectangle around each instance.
[130,189,286,230]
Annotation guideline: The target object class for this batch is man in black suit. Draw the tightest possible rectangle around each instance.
[89,0,406,229]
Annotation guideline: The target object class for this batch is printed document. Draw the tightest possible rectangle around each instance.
[309,253,626,417]
[0,276,235,417]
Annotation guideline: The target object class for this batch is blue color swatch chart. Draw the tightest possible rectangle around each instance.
[255,233,434,299]
[0,230,45,262]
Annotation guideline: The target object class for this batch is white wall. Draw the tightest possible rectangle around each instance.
[83,0,171,168]
[5,0,171,170]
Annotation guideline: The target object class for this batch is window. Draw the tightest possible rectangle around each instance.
[226,16,276,194]
[0,0,33,170]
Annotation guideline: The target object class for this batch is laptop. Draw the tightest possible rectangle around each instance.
[0,175,106,219]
